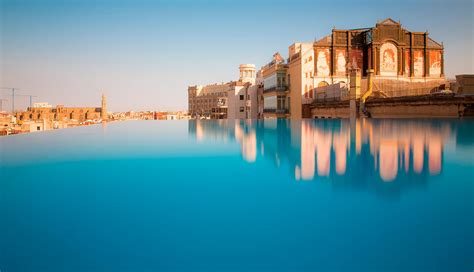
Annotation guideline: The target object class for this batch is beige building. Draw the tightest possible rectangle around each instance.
[188,83,229,119]
[16,95,108,123]
[261,53,289,119]
[188,64,258,119]
[287,43,315,119]
[227,64,258,119]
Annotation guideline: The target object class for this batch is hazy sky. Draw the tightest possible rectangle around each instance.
[1,0,473,112]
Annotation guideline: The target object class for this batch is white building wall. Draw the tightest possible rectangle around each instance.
[228,86,245,119]
[227,85,258,119]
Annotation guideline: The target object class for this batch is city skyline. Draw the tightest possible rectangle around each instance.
[1,0,473,112]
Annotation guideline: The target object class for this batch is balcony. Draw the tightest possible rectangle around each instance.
[263,86,287,94]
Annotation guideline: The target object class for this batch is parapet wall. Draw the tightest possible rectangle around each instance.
[310,95,474,118]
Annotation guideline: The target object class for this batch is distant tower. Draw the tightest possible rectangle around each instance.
[239,64,256,84]
[101,94,108,121]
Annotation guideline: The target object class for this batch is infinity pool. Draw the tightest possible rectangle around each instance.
[1,119,473,271]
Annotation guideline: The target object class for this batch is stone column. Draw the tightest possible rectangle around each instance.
[375,46,380,76]
[440,49,445,77]
[398,47,403,76]
[410,33,414,78]
[424,33,429,77]
[349,69,361,119]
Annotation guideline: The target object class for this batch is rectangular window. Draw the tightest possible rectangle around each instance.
[240,95,244,100]
[239,107,244,112]
[277,95,286,110]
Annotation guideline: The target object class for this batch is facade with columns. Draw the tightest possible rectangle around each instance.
[313,18,445,89]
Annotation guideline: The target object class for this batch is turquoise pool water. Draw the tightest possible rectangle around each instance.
[0,119,473,271]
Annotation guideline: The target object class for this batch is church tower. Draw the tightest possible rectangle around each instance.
[101,94,108,121]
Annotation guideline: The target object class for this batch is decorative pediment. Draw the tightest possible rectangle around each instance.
[373,18,403,44]
[378,18,400,26]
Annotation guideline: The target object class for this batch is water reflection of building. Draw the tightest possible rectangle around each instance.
[298,119,450,182]
[188,119,452,184]
[189,120,258,163]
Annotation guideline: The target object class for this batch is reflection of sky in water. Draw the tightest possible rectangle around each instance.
[0,120,473,271]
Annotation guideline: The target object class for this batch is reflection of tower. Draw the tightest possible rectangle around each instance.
[101,94,108,121]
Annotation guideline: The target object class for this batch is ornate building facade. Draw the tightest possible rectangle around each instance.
[313,18,445,88]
